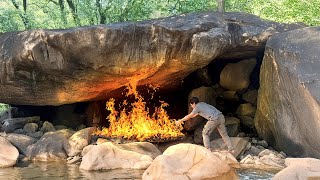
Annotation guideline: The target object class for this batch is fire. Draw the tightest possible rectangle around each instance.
[94,80,184,142]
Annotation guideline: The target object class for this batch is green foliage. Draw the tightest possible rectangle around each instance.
[0,103,10,114]
[0,0,319,33]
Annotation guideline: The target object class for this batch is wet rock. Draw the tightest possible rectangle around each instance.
[1,116,40,133]
[40,121,56,133]
[255,27,320,158]
[80,142,157,170]
[66,127,96,157]
[23,123,38,133]
[26,129,74,161]
[5,133,36,155]
[142,143,238,180]
[242,89,258,105]
[273,158,320,180]
[0,136,19,167]
[67,156,82,164]
[0,13,301,106]
[185,86,217,131]
[194,117,240,144]
[211,137,249,158]
[220,59,256,91]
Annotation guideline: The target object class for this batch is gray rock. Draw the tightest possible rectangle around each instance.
[1,117,40,133]
[26,129,74,161]
[255,27,320,158]
[5,133,36,155]
[257,140,268,148]
[23,123,38,133]
[66,127,96,157]
[211,137,249,158]
[40,121,56,133]
[27,131,43,139]
[13,129,26,134]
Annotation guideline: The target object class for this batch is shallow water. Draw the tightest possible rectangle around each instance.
[0,161,277,180]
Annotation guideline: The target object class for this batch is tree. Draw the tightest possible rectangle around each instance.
[217,0,225,12]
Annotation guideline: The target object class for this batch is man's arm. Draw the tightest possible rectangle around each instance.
[175,112,198,126]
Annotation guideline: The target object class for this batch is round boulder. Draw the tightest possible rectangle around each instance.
[80,142,159,171]
[142,143,237,180]
[220,59,256,91]
[0,136,19,167]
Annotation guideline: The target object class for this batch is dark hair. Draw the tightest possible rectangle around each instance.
[189,97,199,104]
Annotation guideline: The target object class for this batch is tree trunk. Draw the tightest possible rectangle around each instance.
[217,0,225,12]
[66,0,81,26]
[58,0,68,26]
[11,0,30,29]
[96,0,106,24]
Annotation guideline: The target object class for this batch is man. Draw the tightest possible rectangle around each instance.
[176,97,234,153]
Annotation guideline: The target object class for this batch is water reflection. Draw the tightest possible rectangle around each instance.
[0,161,144,180]
[0,161,276,180]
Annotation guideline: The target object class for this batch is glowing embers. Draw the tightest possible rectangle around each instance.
[94,81,184,142]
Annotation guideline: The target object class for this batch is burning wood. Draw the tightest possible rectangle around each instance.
[94,80,184,142]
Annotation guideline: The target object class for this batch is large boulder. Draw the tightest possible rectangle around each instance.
[80,142,159,170]
[0,12,301,105]
[1,116,40,133]
[0,136,19,167]
[5,133,36,155]
[185,86,217,131]
[273,158,320,180]
[66,127,96,157]
[220,59,256,91]
[26,129,74,161]
[142,143,238,180]
[255,27,320,158]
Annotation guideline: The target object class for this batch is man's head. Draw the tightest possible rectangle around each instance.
[189,97,199,109]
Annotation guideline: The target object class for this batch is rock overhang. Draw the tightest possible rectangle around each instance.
[0,12,303,105]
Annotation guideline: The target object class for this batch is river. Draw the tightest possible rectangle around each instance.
[0,161,279,180]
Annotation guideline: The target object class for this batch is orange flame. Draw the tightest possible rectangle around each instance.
[94,79,184,142]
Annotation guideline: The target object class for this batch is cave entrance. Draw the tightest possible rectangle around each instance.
[5,48,263,144]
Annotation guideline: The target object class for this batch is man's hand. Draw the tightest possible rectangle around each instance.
[175,119,183,126]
